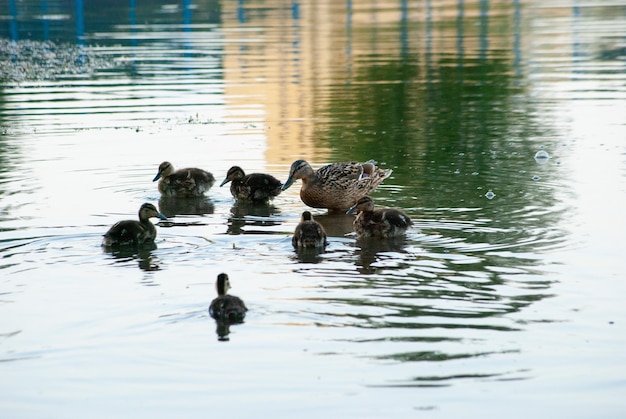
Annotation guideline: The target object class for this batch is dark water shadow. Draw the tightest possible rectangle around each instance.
[293,246,326,264]
[354,235,410,274]
[212,319,245,342]
[158,196,215,217]
[102,243,161,272]
[226,201,281,235]
[313,213,355,238]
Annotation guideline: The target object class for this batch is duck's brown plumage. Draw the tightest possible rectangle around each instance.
[153,161,215,197]
[292,211,328,249]
[347,196,412,238]
[220,166,282,202]
[209,273,247,323]
[102,203,167,247]
[282,160,392,213]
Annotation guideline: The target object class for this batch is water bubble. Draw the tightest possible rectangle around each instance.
[532,175,541,181]
[534,150,550,164]
[485,190,496,200]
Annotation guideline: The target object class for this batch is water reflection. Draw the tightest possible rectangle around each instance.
[102,244,161,272]
[314,213,355,238]
[1,0,625,416]
[354,236,411,274]
[158,196,215,217]
[226,201,281,235]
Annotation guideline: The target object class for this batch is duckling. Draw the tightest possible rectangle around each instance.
[282,160,392,213]
[292,211,328,249]
[102,203,167,247]
[153,161,215,197]
[209,273,248,323]
[346,196,412,238]
[220,166,282,202]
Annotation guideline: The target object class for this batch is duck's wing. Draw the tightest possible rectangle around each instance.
[103,220,147,244]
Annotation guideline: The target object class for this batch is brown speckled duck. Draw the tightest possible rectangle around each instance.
[209,273,248,323]
[282,160,392,213]
[220,166,282,202]
[346,196,412,238]
[153,161,215,197]
[292,211,328,249]
[102,203,167,247]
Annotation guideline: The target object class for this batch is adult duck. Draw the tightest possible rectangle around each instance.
[209,273,248,323]
[282,159,392,213]
[220,166,282,202]
[153,161,215,197]
[346,196,412,238]
[102,203,167,247]
[292,211,328,249]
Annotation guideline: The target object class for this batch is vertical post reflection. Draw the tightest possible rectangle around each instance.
[42,0,50,40]
[75,0,84,46]
[456,0,464,75]
[479,0,489,62]
[9,0,18,40]
[400,0,408,59]
[346,0,353,83]
[238,0,245,24]
[425,0,434,97]
[513,0,522,77]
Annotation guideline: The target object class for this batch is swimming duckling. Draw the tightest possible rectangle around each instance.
[292,211,328,249]
[346,196,412,238]
[102,203,167,247]
[209,273,248,323]
[153,161,215,197]
[220,166,282,202]
[282,160,392,213]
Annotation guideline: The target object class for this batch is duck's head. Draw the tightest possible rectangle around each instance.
[216,273,232,296]
[346,196,375,215]
[220,166,246,187]
[153,161,174,182]
[282,160,312,191]
[139,203,168,221]
[301,211,313,221]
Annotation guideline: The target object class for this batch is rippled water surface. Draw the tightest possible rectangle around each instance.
[1,0,626,417]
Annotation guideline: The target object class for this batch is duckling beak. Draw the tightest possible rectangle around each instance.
[281,176,294,191]
[219,178,230,187]
[152,172,162,182]
[156,212,168,220]
[346,204,357,215]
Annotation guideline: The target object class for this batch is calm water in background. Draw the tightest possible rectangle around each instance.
[1,0,626,417]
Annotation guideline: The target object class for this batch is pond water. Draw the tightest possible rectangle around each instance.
[1,0,626,417]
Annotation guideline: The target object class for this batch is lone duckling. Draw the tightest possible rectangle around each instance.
[292,211,328,249]
[102,203,167,247]
[220,166,282,202]
[209,273,248,323]
[346,196,412,238]
[282,160,392,213]
[153,161,215,197]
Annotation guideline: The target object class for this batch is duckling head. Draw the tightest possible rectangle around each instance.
[301,211,313,221]
[139,202,168,221]
[282,159,313,191]
[346,196,375,215]
[216,273,232,297]
[153,161,174,182]
[220,166,246,187]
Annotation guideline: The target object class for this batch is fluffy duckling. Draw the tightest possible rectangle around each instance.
[346,196,412,238]
[153,161,215,197]
[282,160,392,213]
[292,211,328,249]
[209,273,248,323]
[220,166,282,202]
[102,203,167,247]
